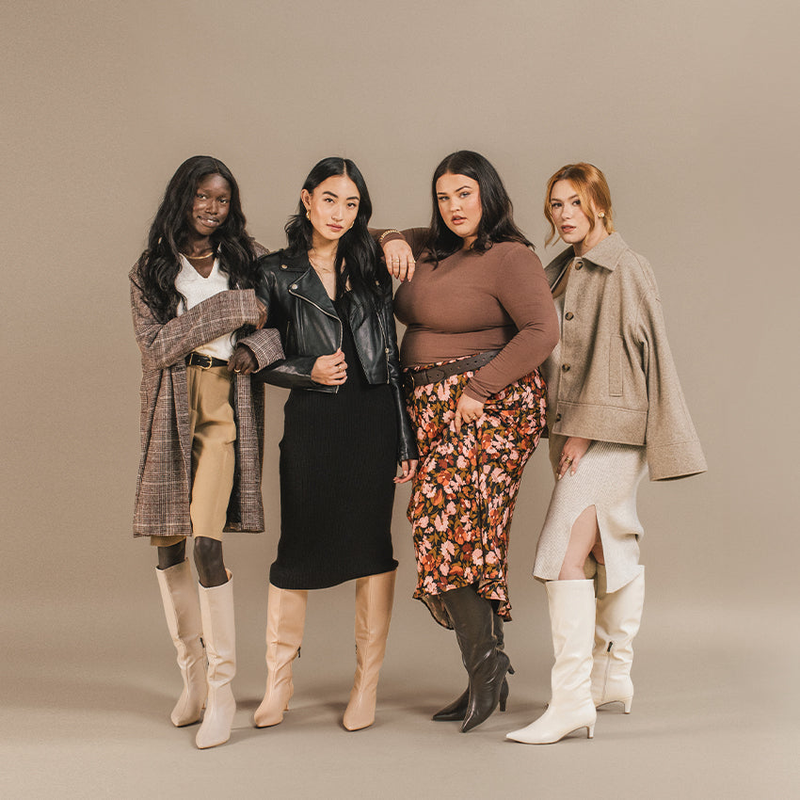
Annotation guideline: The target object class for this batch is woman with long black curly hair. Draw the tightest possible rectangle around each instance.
[130,155,282,748]
[244,156,418,732]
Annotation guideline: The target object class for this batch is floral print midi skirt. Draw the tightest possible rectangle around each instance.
[406,363,547,627]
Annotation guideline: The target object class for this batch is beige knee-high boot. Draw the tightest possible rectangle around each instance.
[343,570,396,731]
[592,565,645,713]
[195,571,236,749]
[155,560,207,727]
[253,584,308,728]
[507,579,597,744]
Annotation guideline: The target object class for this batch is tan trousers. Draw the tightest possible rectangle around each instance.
[151,365,237,548]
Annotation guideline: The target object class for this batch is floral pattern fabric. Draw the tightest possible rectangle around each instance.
[406,363,547,627]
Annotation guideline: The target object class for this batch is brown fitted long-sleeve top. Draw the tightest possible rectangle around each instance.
[389,228,559,402]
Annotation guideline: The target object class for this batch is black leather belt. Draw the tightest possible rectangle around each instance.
[404,350,500,390]
[186,352,228,369]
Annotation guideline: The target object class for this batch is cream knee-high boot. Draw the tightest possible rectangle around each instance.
[507,579,596,744]
[343,570,396,731]
[195,571,236,749]
[592,565,645,712]
[155,560,207,727]
[253,584,308,728]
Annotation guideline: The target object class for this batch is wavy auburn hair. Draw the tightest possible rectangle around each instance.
[544,162,615,247]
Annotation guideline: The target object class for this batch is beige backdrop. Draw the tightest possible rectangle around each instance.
[2,1,798,798]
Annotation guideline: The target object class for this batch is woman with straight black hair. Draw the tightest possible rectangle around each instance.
[130,155,283,749]
[241,156,418,732]
[377,150,559,732]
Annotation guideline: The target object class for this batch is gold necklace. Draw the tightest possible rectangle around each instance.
[308,255,336,274]
[183,250,214,260]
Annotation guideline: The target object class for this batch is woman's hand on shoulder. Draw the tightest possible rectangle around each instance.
[557,437,592,480]
[394,459,418,484]
[229,345,258,375]
[311,349,347,385]
[383,239,416,282]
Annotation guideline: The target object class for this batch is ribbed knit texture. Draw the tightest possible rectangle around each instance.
[270,296,398,589]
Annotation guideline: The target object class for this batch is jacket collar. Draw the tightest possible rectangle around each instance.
[280,250,372,325]
[285,254,338,317]
[546,231,628,279]
[580,232,627,271]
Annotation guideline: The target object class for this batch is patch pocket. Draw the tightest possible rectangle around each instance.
[609,335,624,397]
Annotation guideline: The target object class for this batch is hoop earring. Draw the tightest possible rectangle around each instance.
[306,210,310,220]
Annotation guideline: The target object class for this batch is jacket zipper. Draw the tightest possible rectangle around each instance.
[374,309,391,384]
[288,286,343,389]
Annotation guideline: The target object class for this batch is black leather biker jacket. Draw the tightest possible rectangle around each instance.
[252,250,418,463]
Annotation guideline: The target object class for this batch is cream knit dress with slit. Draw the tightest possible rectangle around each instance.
[533,292,647,594]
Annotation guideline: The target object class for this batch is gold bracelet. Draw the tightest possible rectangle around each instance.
[378,229,402,245]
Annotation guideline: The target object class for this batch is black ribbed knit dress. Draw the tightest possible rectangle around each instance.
[270,293,399,589]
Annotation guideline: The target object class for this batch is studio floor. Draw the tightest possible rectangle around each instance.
[3,576,796,800]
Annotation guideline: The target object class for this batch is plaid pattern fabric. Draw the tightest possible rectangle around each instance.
[129,259,283,538]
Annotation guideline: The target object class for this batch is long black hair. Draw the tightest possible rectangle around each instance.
[285,156,386,300]
[137,155,257,322]
[424,150,533,264]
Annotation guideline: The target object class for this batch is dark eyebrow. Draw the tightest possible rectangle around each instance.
[321,191,360,201]
[438,185,471,196]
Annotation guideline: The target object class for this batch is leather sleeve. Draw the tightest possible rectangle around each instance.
[249,255,335,393]
[380,281,419,462]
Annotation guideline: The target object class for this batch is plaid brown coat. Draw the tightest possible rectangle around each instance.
[129,253,284,538]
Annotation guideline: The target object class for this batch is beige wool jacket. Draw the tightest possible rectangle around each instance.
[544,232,707,481]
[130,253,284,538]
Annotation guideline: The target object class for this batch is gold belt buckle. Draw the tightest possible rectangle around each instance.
[193,353,213,370]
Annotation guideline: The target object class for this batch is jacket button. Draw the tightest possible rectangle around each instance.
[385,348,389,354]
[562,364,571,372]
[290,284,297,290]
[281,265,287,270]
[574,261,583,270]
[555,413,562,422]
[565,312,574,320]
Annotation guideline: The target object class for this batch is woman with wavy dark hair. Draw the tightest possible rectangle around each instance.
[377,150,559,732]
[243,157,418,732]
[130,155,283,749]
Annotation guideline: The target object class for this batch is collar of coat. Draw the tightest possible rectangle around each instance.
[549,231,628,274]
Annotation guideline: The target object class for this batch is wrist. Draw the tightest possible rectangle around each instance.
[379,229,404,246]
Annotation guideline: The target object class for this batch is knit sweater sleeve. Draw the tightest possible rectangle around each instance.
[371,227,430,259]
[463,247,559,402]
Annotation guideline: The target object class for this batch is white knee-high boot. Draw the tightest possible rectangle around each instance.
[155,560,207,727]
[592,565,645,712]
[343,570,396,731]
[195,571,236,749]
[253,584,308,728]
[507,579,596,744]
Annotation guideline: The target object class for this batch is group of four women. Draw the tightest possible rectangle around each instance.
[130,151,706,749]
